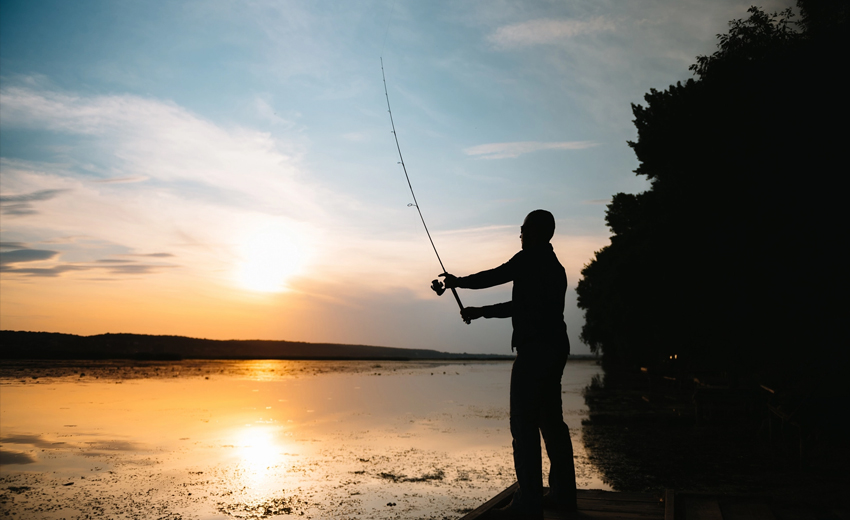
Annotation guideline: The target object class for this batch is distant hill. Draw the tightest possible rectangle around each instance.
[0,331,514,361]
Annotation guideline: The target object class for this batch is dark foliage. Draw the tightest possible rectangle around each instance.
[576,2,847,377]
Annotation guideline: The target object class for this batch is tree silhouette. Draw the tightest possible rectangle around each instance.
[577,1,847,374]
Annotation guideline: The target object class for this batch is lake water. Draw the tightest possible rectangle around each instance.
[0,359,609,519]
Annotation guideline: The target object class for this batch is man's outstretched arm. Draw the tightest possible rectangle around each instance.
[440,260,514,291]
[461,301,511,322]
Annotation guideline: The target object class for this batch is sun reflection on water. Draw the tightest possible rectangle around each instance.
[239,360,293,381]
[234,426,286,489]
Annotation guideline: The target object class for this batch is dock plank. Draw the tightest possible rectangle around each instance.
[771,505,822,520]
[578,498,665,514]
[462,482,518,520]
[684,497,723,520]
[579,489,664,503]
[461,486,666,520]
[723,502,776,520]
[576,510,665,519]
[466,486,841,520]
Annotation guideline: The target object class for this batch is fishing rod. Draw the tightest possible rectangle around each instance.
[380,58,470,324]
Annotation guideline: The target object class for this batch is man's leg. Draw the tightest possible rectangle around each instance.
[508,351,544,513]
[539,351,577,509]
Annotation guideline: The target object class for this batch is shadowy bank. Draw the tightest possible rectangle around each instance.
[0,330,514,361]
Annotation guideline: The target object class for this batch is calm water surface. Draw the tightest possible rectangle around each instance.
[0,359,609,519]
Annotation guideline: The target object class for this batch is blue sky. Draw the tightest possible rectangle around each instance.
[0,0,789,353]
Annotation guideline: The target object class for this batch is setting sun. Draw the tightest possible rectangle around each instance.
[235,223,308,293]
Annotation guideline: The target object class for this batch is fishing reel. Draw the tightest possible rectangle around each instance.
[430,279,446,296]
[431,279,471,324]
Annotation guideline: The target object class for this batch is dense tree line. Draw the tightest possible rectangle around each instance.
[576,1,847,377]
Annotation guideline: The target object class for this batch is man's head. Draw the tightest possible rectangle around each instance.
[520,209,555,249]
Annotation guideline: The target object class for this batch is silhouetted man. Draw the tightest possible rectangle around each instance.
[440,209,576,520]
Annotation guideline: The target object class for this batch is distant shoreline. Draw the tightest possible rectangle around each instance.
[0,330,597,362]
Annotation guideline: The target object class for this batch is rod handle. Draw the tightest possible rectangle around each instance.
[450,287,471,324]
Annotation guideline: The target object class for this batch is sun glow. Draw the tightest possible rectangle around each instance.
[235,426,286,488]
[234,222,309,293]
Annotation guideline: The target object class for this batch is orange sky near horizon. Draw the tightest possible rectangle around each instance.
[1,224,607,353]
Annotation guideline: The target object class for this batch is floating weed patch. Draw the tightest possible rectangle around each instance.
[217,495,306,519]
[378,468,444,483]
[378,471,404,482]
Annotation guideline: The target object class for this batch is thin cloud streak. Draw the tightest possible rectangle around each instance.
[0,188,69,215]
[464,141,599,159]
[123,253,175,258]
[90,176,149,184]
[489,17,616,48]
[0,242,29,250]
[0,189,69,203]
[0,249,59,265]
[1,260,175,278]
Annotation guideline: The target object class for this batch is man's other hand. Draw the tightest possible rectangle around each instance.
[439,272,459,289]
[461,306,483,322]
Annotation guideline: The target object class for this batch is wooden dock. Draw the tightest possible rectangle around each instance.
[461,484,849,520]
[462,484,671,519]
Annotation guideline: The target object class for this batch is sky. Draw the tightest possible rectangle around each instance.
[0,0,790,355]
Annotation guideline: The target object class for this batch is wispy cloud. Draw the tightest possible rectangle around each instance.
[0,249,59,265]
[40,235,93,244]
[90,176,149,184]
[489,17,616,48]
[1,258,175,278]
[124,253,175,258]
[464,141,599,159]
[0,242,29,250]
[0,188,69,216]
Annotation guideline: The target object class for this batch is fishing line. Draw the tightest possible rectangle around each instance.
[379,0,396,57]
[380,58,469,323]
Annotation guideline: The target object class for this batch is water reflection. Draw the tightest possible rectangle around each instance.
[0,450,36,465]
[0,359,609,518]
[233,426,287,490]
